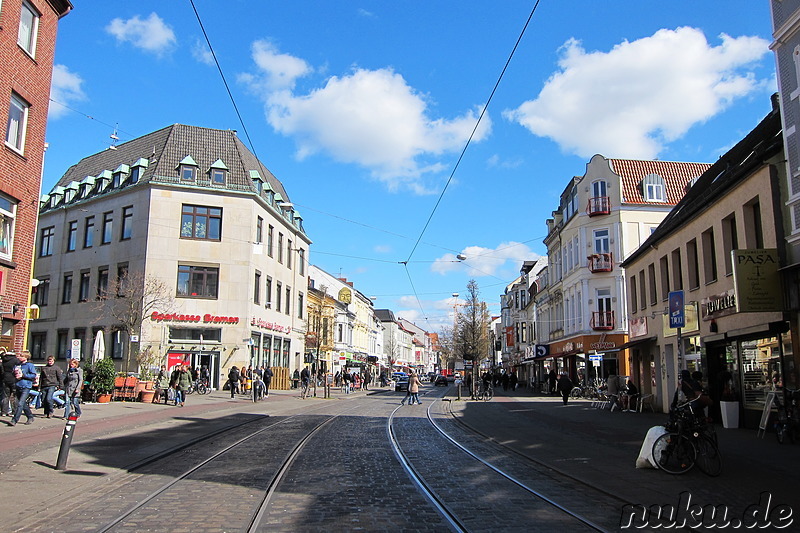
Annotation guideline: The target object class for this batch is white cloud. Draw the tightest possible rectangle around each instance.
[49,64,86,119]
[373,244,393,254]
[105,13,176,56]
[503,27,770,159]
[241,43,491,193]
[191,38,214,66]
[432,242,538,277]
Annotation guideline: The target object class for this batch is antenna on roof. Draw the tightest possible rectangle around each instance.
[109,123,120,150]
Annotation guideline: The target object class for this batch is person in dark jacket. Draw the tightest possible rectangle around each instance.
[10,352,37,426]
[173,365,193,407]
[228,366,240,398]
[263,365,274,397]
[557,373,573,405]
[548,369,557,395]
[39,355,64,418]
[1,348,21,417]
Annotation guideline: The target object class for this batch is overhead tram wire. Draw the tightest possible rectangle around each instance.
[403,0,542,265]
[189,0,260,160]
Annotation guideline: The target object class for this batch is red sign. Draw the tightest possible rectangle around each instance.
[167,352,191,371]
[151,312,239,324]
[250,317,290,333]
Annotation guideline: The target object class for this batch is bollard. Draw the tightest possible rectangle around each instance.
[55,415,79,471]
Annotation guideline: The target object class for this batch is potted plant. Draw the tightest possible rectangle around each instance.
[92,358,117,403]
[719,372,739,429]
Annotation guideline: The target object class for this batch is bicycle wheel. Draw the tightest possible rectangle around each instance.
[570,387,582,398]
[652,432,696,474]
[694,433,722,477]
[195,382,207,395]
[486,388,493,401]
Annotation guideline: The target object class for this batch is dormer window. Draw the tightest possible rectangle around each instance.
[643,174,665,202]
[209,159,228,185]
[178,155,198,182]
[112,172,122,188]
[130,158,148,184]
[130,166,141,184]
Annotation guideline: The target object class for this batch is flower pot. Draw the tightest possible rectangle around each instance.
[138,390,156,403]
[720,400,739,428]
[97,393,112,403]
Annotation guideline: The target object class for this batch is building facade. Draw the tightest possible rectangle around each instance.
[0,0,71,351]
[32,124,310,389]
[622,100,793,426]
[536,155,710,386]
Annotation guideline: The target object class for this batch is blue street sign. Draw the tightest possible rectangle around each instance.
[668,290,685,329]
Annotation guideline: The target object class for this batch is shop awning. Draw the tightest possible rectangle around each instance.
[603,336,657,353]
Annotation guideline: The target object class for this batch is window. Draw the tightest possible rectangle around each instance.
[6,93,29,152]
[79,271,90,301]
[701,227,717,284]
[285,285,291,315]
[112,330,124,359]
[180,205,222,240]
[277,233,284,263]
[180,165,197,181]
[265,276,272,308]
[62,274,72,304]
[267,225,274,256]
[276,281,282,311]
[630,275,638,312]
[638,270,646,310]
[97,267,109,298]
[287,239,293,269]
[17,1,39,56]
[29,332,46,360]
[687,239,700,290]
[101,212,113,244]
[0,195,17,260]
[298,248,305,276]
[33,278,50,307]
[648,263,657,305]
[211,168,226,185]
[57,330,68,360]
[722,214,738,276]
[659,256,670,301]
[743,198,764,249]
[593,228,610,254]
[298,292,304,319]
[121,206,133,240]
[116,264,128,296]
[66,221,77,252]
[84,216,95,248]
[129,166,141,184]
[671,249,683,291]
[177,265,219,298]
[39,226,54,257]
[256,217,263,244]
[254,271,261,304]
[643,174,665,202]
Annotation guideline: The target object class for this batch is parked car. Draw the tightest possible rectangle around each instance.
[393,372,409,392]
[434,375,448,386]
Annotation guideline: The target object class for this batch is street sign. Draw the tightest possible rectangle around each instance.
[668,290,685,328]
[588,353,603,362]
[534,344,549,357]
[70,339,81,359]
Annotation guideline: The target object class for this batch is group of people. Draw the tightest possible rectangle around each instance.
[226,365,273,399]
[153,364,195,407]
[1,348,84,426]
[333,369,372,393]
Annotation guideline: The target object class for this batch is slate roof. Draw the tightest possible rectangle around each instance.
[622,100,783,267]
[374,309,396,323]
[609,159,711,205]
[50,124,290,201]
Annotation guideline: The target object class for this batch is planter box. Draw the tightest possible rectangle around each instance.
[720,400,739,429]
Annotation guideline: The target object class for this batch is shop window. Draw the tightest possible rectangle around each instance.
[180,205,222,241]
[177,265,219,299]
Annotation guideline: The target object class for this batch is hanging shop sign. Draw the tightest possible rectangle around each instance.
[732,248,781,313]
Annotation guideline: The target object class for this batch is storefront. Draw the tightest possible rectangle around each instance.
[542,334,628,385]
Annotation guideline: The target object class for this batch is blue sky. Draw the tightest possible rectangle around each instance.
[43,1,777,332]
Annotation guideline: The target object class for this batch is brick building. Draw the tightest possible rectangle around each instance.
[0,0,72,351]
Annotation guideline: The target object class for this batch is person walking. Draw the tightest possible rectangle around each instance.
[263,365,273,397]
[408,372,423,405]
[228,366,240,398]
[557,372,573,405]
[363,369,371,391]
[9,352,37,426]
[153,365,170,404]
[548,369,557,395]
[39,355,64,418]
[1,348,22,417]
[173,365,192,407]
[342,371,351,394]
[63,359,83,419]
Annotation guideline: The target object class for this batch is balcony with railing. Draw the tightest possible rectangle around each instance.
[590,311,615,330]
[588,252,613,273]
[586,196,611,216]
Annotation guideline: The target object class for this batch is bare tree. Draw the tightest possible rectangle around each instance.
[454,279,491,397]
[91,269,176,376]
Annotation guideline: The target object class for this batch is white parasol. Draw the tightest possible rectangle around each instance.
[92,330,105,363]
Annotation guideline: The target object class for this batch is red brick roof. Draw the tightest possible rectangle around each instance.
[609,159,711,205]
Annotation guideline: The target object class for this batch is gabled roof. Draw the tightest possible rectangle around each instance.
[610,159,711,205]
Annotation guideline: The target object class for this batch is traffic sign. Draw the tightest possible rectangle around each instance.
[669,290,685,328]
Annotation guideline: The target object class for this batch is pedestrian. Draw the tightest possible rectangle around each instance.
[228,366,240,398]
[363,369,371,391]
[63,358,83,419]
[1,348,22,417]
[548,369,557,395]
[154,365,170,404]
[300,366,310,393]
[342,371,351,394]
[39,355,64,418]
[263,365,273,397]
[502,372,510,391]
[292,368,300,389]
[379,371,387,387]
[407,372,423,405]
[173,365,192,407]
[510,372,518,391]
[557,372,573,405]
[9,352,37,426]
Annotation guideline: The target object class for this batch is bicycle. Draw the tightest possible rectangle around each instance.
[300,378,311,399]
[476,383,493,401]
[251,376,266,402]
[186,378,209,395]
[652,402,722,476]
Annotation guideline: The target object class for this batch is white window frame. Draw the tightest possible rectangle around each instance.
[644,174,666,202]
[6,93,29,153]
[17,0,39,58]
[592,180,607,199]
[0,195,17,261]
[593,228,610,254]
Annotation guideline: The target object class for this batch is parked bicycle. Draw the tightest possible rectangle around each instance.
[251,375,266,402]
[652,402,721,476]
[570,381,600,400]
[187,378,210,395]
[475,383,493,401]
[774,388,800,444]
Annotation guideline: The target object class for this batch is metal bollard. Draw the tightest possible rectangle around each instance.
[55,415,79,471]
